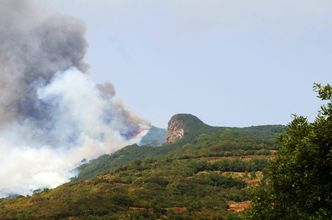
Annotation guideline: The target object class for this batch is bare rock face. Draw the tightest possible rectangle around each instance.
[166,113,207,144]
[166,115,185,144]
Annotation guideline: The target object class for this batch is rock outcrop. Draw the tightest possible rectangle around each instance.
[166,115,185,144]
[166,114,211,144]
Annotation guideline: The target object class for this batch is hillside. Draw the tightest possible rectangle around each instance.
[0,114,284,219]
[72,114,283,182]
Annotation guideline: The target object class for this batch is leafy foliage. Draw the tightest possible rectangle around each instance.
[247,84,332,220]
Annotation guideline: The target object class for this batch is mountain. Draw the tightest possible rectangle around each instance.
[0,114,284,219]
[166,114,213,144]
[139,126,167,146]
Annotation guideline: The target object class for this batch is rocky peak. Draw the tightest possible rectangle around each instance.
[166,115,185,144]
[166,114,209,144]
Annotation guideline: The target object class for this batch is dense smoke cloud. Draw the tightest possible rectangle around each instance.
[0,0,150,197]
[0,0,87,125]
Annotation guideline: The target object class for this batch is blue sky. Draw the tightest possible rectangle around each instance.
[43,0,332,128]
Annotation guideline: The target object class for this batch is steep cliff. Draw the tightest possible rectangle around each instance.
[166,117,185,144]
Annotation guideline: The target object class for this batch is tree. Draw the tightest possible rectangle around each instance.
[247,83,332,220]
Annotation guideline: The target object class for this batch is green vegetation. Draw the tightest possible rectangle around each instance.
[247,84,332,220]
[73,121,282,182]
[0,113,283,219]
[0,157,255,219]
[190,159,270,173]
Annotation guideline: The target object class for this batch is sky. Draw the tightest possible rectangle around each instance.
[42,0,332,128]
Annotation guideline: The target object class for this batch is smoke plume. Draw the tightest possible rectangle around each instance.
[0,0,150,197]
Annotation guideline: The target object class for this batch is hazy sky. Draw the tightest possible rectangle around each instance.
[42,0,331,128]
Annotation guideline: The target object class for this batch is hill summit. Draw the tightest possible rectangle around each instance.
[166,114,209,144]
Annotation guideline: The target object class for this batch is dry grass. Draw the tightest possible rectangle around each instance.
[166,207,188,214]
[196,171,263,185]
[206,155,270,162]
[227,200,251,212]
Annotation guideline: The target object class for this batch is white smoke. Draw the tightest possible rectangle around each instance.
[0,68,150,197]
[0,1,150,197]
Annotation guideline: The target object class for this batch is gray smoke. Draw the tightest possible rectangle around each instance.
[0,0,150,197]
[0,0,87,125]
